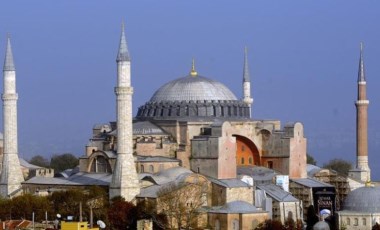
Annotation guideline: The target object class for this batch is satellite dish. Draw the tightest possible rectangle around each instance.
[97,220,106,229]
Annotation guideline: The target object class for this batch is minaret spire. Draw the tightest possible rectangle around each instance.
[4,35,15,71]
[0,35,24,198]
[358,42,365,82]
[242,46,253,118]
[243,46,250,82]
[109,23,140,201]
[349,42,371,182]
[116,21,130,62]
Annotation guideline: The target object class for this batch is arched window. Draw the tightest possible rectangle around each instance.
[354,218,358,226]
[346,218,350,226]
[362,218,366,226]
[90,156,112,173]
[149,165,154,173]
[241,157,245,165]
[140,165,144,173]
[249,157,253,165]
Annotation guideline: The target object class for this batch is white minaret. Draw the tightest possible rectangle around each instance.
[0,36,24,198]
[242,47,253,118]
[109,24,140,201]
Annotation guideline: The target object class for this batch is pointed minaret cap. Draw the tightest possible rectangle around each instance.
[116,22,130,62]
[358,42,365,82]
[243,46,250,82]
[190,58,198,77]
[4,35,15,71]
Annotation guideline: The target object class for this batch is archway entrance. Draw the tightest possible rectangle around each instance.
[234,135,260,166]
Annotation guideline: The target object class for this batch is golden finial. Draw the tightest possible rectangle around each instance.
[190,58,197,77]
[365,176,372,187]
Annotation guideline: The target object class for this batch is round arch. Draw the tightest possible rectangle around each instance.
[233,135,260,166]
[88,151,112,173]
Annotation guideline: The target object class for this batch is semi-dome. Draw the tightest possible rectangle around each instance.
[149,74,237,102]
[343,185,380,212]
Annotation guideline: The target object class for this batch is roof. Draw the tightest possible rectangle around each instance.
[138,167,196,198]
[306,164,323,177]
[208,177,251,188]
[342,185,380,213]
[207,201,263,214]
[149,74,237,102]
[257,184,298,202]
[291,178,334,188]
[23,172,111,186]
[137,156,180,163]
[237,166,276,181]
[19,158,42,170]
[133,121,168,135]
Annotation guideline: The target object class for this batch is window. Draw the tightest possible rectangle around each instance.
[267,161,273,169]
[346,218,350,226]
[354,218,358,226]
[232,219,239,230]
[149,165,154,173]
[215,219,220,230]
[249,157,253,165]
[363,218,366,226]
[140,165,144,173]
[241,145,245,151]
[241,157,245,164]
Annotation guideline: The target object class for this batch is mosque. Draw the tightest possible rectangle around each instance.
[0,25,378,229]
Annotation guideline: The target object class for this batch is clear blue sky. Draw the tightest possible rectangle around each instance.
[0,1,379,179]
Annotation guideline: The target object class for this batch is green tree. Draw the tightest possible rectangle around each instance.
[29,155,50,168]
[49,189,86,219]
[7,194,52,221]
[307,154,317,165]
[50,153,79,173]
[323,158,352,176]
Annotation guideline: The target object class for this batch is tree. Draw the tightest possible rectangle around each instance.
[156,180,208,230]
[29,155,50,168]
[50,153,79,173]
[307,154,317,165]
[323,158,352,176]
[108,197,137,229]
[49,189,86,219]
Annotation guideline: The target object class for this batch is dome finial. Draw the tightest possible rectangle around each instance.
[190,58,197,77]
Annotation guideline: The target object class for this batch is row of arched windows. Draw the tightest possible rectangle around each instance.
[346,217,366,226]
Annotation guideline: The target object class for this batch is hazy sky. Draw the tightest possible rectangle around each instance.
[0,1,379,179]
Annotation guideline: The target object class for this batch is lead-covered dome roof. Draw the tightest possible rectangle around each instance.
[149,75,237,102]
[343,185,380,212]
[137,66,251,120]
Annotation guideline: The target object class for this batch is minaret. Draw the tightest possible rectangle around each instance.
[0,36,24,197]
[109,23,140,201]
[242,47,253,118]
[350,42,371,182]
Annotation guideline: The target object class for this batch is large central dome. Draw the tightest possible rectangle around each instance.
[149,75,237,102]
[137,65,250,120]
